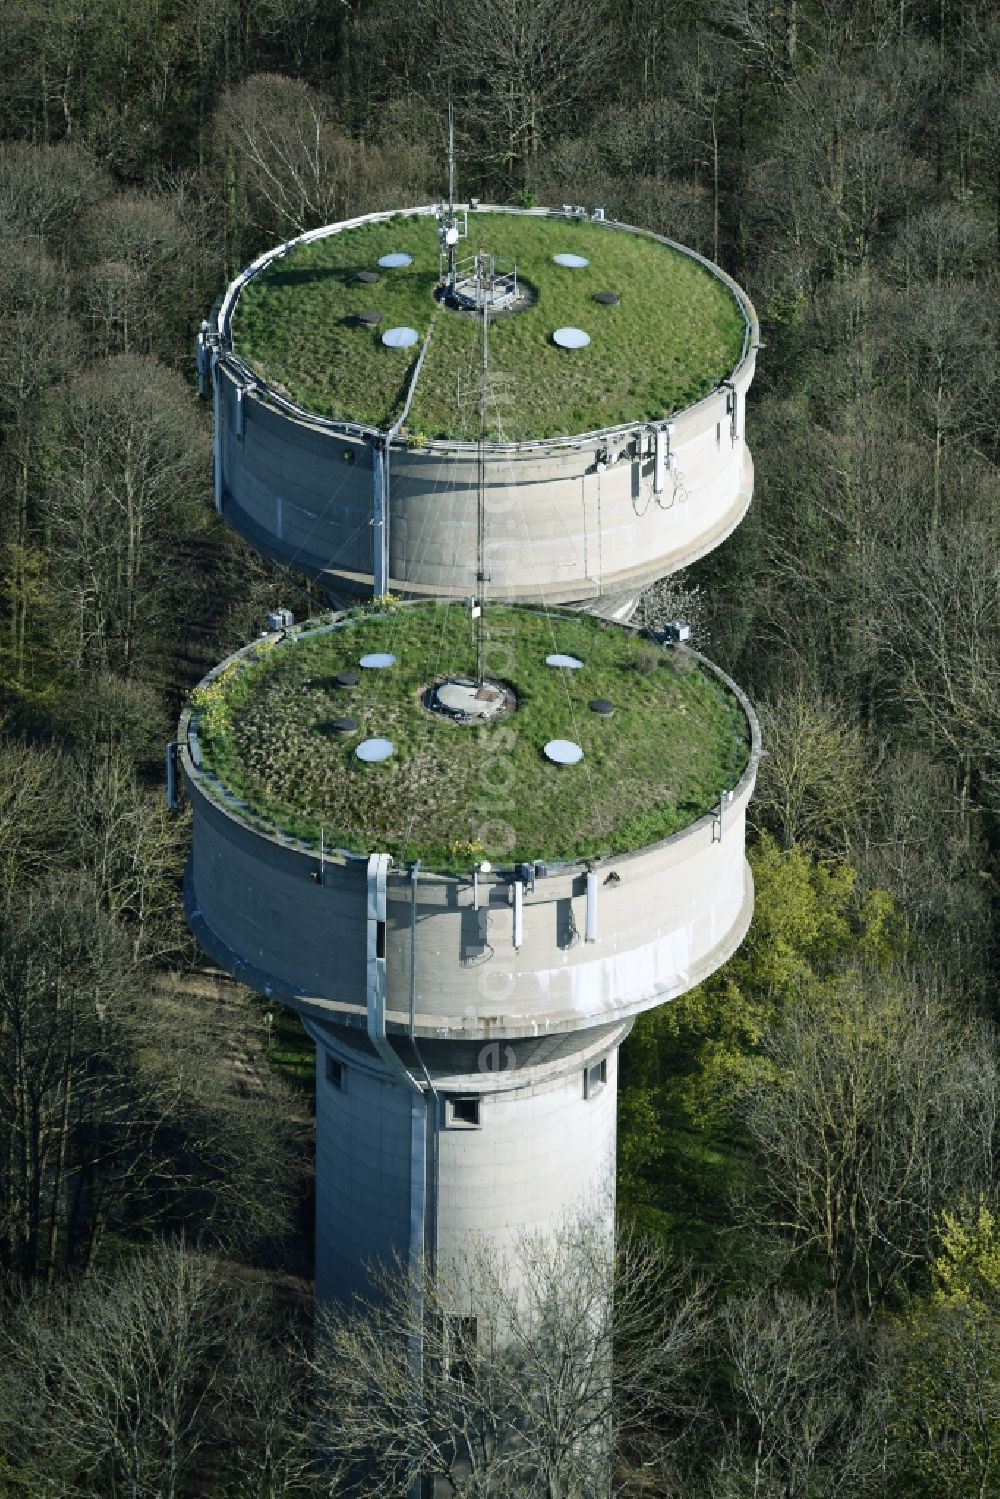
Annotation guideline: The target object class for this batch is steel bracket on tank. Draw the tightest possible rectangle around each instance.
[722,380,738,444]
[196,320,220,399]
[652,422,676,496]
[713,788,735,843]
[366,853,391,1023]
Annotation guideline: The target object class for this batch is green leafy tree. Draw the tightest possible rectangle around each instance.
[889,1202,1000,1497]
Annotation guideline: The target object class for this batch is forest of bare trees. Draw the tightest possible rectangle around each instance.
[0,0,998,1493]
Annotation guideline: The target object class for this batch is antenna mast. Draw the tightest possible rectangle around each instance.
[476,275,488,686]
[447,104,457,286]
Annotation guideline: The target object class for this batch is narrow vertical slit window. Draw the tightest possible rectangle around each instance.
[584,1057,607,1098]
[446,1315,478,1384]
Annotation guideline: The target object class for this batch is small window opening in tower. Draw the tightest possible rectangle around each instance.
[326,1053,345,1090]
[446,1316,478,1384]
[447,1096,481,1128]
[584,1057,608,1098]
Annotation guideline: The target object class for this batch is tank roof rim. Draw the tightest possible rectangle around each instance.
[177,601,761,878]
[215,203,760,449]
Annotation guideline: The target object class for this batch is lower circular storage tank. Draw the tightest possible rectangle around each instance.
[177,601,759,1305]
[179,608,759,1040]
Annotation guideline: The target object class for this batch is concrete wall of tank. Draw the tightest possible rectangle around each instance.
[311,1021,621,1306]
[179,666,758,1041]
[212,206,759,603]
[216,362,754,602]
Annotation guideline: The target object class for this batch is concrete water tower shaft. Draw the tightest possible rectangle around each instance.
[181,204,761,1307]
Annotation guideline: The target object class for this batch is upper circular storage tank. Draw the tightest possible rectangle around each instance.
[208,205,758,602]
[179,602,760,1039]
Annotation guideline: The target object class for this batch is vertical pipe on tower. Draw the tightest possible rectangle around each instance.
[211,351,222,514]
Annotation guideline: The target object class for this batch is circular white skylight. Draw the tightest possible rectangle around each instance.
[356,738,395,763]
[552,327,591,349]
[543,739,585,765]
[382,326,419,349]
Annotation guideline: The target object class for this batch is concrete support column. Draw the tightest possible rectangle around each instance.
[309,1024,624,1308]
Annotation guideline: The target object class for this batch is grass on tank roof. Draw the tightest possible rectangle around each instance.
[231,213,745,441]
[191,604,750,872]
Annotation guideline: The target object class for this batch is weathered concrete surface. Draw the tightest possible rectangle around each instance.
[217,367,755,602]
[179,647,759,1043]
[307,1017,626,1307]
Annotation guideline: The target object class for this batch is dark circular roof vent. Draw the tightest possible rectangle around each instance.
[331,716,359,734]
[589,698,615,716]
[335,671,360,688]
[357,309,381,326]
[594,291,620,305]
[356,270,380,284]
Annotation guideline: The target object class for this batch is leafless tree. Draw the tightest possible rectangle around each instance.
[313,1220,709,1497]
[214,74,369,240]
[886,280,998,531]
[861,746,993,1003]
[876,512,1000,815]
[69,742,187,963]
[706,1289,889,1498]
[389,0,616,192]
[752,684,870,855]
[0,1241,318,1499]
[738,971,999,1307]
[76,194,197,360]
[0,732,68,897]
[0,236,82,684]
[0,870,308,1283]
[744,49,932,305]
[40,354,209,681]
[0,876,136,1283]
[0,139,109,249]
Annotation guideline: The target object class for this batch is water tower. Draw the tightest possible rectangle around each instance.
[180,203,760,1312]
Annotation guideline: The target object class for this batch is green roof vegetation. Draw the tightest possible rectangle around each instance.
[191,604,750,872]
[231,212,746,441]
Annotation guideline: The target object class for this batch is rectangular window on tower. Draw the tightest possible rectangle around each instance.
[446,1096,481,1128]
[584,1057,607,1099]
[446,1316,478,1385]
[325,1053,345,1090]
